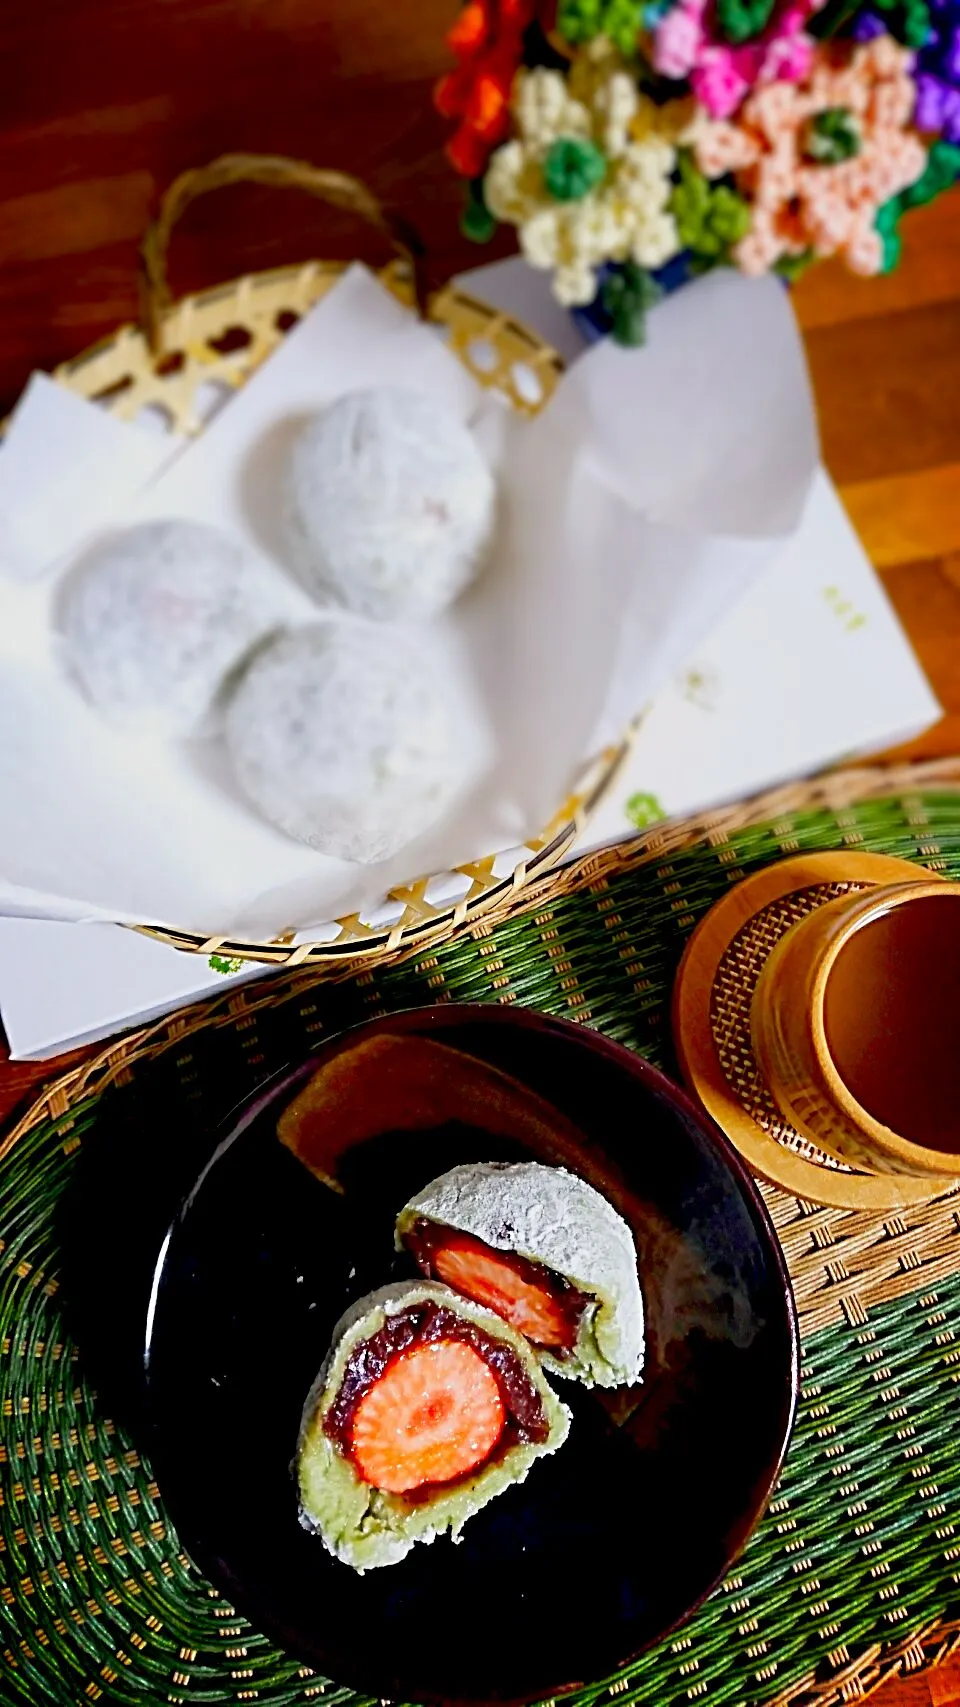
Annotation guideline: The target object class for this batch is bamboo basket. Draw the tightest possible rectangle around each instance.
[46,153,630,968]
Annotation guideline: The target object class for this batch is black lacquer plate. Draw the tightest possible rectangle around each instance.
[144,1004,799,1706]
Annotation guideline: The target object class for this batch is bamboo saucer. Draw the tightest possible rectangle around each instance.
[671,851,952,1209]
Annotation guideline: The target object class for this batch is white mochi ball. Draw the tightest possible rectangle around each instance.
[58,519,271,738]
[281,387,496,620]
[224,623,465,863]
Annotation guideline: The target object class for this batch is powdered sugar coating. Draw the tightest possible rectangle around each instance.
[397,1161,645,1387]
[224,622,465,862]
[281,388,496,620]
[58,518,271,737]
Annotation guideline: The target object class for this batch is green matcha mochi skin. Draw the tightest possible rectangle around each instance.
[397,1162,645,1389]
[297,1281,571,1572]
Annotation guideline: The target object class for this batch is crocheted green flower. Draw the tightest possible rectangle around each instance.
[669,152,751,259]
[774,248,817,281]
[461,175,498,241]
[900,137,959,206]
[811,0,929,46]
[804,107,862,163]
[715,0,777,45]
[544,137,608,200]
[901,0,932,45]
[556,0,645,53]
[872,0,931,46]
[601,262,663,346]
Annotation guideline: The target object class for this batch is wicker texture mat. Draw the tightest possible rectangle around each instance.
[4,765,960,1707]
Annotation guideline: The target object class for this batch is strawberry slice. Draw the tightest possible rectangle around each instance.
[350,1339,505,1494]
[430,1231,577,1350]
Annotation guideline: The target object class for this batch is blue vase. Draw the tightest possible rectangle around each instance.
[570,251,790,343]
[569,251,698,344]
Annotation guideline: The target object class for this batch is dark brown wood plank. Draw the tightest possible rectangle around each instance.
[877,553,960,758]
[806,298,960,487]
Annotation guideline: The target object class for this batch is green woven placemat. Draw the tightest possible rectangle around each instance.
[4,776,960,1707]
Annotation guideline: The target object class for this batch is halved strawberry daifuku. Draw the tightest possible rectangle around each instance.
[350,1338,505,1493]
[420,1226,581,1351]
[396,1162,645,1390]
[297,1282,571,1572]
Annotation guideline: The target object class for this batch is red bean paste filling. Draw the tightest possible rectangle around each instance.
[324,1301,550,1489]
[405,1216,590,1354]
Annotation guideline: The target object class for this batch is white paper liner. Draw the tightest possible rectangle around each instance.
[0,264,818,938]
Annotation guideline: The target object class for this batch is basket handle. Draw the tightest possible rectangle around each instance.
[139,152,428,353]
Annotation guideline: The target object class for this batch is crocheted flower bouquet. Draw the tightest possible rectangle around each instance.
[435,0,960,341]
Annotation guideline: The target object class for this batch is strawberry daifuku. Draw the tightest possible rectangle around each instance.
[409,1222,586,1352]
[350,1339,505,1493]
[297,1281,570,1571]
[397,1162,645,1389]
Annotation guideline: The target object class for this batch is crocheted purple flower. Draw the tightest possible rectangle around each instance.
[914,0,960,141]
[852,10,890,36]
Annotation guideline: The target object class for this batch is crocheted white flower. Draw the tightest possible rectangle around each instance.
[484,41,698,306]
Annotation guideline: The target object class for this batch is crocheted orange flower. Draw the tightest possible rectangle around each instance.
[435,0,539,178]
[694,34,927,274]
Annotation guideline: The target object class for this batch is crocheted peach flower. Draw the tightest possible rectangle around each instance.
[652,0,824,119]
[436,0,537,178]
[484,40,698,303]
[694,35,928,273]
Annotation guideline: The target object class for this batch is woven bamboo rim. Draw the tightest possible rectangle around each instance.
[10,753,960,1148]
[48,153,635,967]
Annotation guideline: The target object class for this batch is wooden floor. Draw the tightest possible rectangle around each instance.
[794,197,960,769]
[1,2,959,1699]
[874,1662,960,1704]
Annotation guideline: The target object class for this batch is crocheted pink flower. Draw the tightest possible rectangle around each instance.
[655,0,709,77]
[694,35,928,274]
[763,25,816,81]
[651,0,823,117]
[692,48,752,115]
